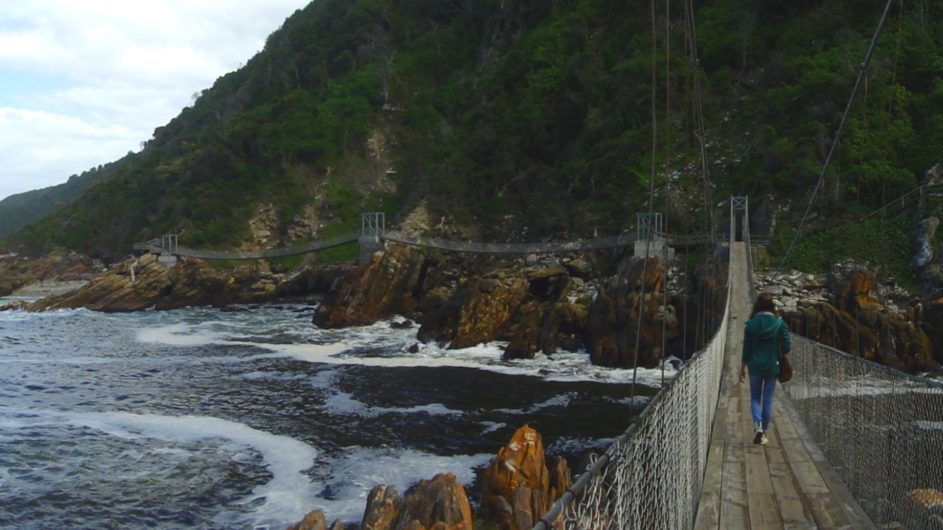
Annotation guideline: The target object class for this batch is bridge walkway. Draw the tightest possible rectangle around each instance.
[694,242,874,530]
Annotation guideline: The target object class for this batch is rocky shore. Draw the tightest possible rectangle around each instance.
[3,243,719,371]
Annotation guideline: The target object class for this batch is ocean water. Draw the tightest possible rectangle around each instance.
[0,301,669,529]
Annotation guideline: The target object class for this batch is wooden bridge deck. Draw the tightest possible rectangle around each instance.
[694,243,874,530]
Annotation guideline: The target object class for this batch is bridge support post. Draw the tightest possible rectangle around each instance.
[634,212,674,260]
[158,234,178,268]
[359,212,386,265]
[730,196,749,243]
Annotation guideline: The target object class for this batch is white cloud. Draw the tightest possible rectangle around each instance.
[0,0,310,200]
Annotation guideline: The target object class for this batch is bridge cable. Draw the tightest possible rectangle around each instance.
[777,0,897,271]
[660,0,673,386]
[630,0,661,399]
[684,0,715,245]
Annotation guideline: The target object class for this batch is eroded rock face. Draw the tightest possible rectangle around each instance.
[396,473,473,530]
[362,485,405,530]
[418,275,528,349]
[480,425,571,530]
[0,250,102,297]
[314,245,428,328]
[287,509,345,530]
[901,488,943,530]
[24,254,281,312]
[359,474,473,530]
[584,257,681,368]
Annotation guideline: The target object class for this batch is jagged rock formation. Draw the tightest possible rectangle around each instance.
[758,265,940,372]
[314,245,428,328]
[287,509,345,530]
[358,474,473,530]
[0,250,102,297]
[20,254,281,312]
[584,257,681,368]
[418,274,529,349]
[900,488,943,530]
[314,243,687,368]
[480,425,571,530]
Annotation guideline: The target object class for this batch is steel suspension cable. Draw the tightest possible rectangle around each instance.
[685,0,715,245]
[631,0,661,399]
[661,0,672,386]
[777,0,897,271]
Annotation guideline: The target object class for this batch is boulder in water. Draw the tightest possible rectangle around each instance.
[480,425,570,530]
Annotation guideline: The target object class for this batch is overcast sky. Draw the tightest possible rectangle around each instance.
[0,0,311,201]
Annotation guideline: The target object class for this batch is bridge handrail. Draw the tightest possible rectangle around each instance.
[174,232,359,260]
[381,231,635,254]
[784,336,943,527]
[533,250,731,530]
[864,183,943,220]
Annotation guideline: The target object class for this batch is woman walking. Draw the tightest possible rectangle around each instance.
[738,292,791,445]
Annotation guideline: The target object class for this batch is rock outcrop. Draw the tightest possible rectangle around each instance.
[758,266,938,372]
[359,474,473,530]
[0,250,102,297]
[418,274,528,349]
[287,509,345,530]
[23,254,281,312]
[584,257,681,368]
[480,425,571,530]
[314,245,428,328]
[900,488,943,530]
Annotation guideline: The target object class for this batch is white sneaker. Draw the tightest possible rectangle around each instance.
[753,430,764,444]
[760,432,769,446]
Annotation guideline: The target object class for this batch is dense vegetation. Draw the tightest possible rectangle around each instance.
[5,0,943,274]
[0,157,128,238]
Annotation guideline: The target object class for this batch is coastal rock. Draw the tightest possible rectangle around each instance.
[902,488,943,530]
[826,264,881,312]
[0,250,102,297]
[276,263,351,300]
[920,299,943,364]
[912,217,940,270]
[503,302,586,360]
[480,425,571,530]
[417,275,528,349]
[395,473,473,530]
[783,302,934,372]
[287,509,346,530]
[314,245,427,328]
[584,257,680,368]
[362,485,405,530]
[25,254,284,312]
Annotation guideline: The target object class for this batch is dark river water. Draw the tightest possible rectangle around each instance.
[0,301,666,529]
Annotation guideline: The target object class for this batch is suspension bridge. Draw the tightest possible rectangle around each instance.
[135,197,943,529]
[530,199,943,530]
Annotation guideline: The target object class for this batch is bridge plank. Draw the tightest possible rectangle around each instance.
[765,430,816,529]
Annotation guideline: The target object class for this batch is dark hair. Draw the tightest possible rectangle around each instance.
[751,292,777,317]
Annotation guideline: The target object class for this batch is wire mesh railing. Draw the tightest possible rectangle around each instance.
[533,251,731,530]
[381,231,636,254]
[174,233,359,260]
[784,338,943,528]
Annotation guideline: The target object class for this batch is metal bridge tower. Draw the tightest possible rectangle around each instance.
[359,212,385,265]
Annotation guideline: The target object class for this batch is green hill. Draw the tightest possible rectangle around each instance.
[0,157,128,238]
[6,0,942,266]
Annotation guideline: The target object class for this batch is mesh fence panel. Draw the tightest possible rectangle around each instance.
[534,272,730,530]
[174,233,359,260]
[784,338,943,527]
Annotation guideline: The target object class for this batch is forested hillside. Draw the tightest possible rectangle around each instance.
[6,0,943,264]
[0,158,129,238]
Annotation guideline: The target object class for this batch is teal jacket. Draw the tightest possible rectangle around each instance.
[742,312,791,378]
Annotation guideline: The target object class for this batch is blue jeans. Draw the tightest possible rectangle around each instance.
[749,375,777,432]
